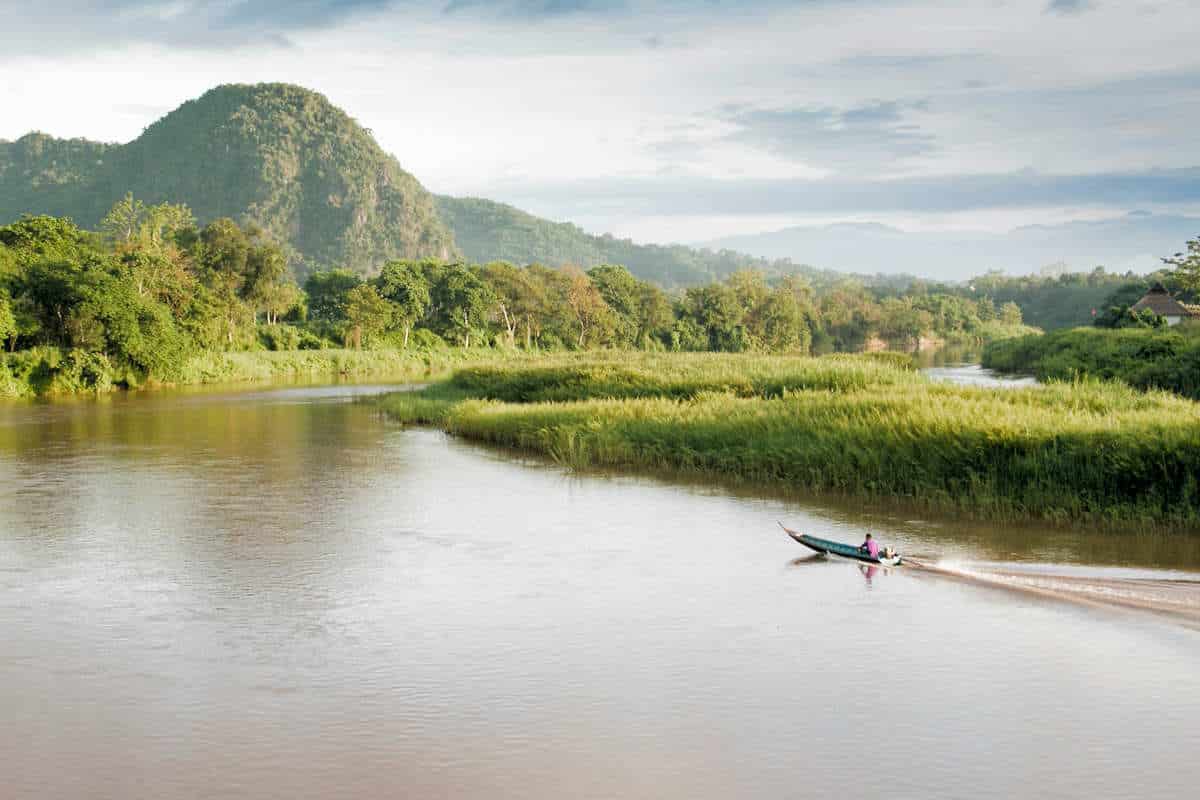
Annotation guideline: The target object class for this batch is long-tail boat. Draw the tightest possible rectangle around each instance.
[779,523,902,566]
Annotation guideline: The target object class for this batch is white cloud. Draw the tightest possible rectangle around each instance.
[2,0,1199,242]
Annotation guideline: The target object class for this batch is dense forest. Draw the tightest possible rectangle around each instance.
[959,268,1153,330]
[435,195,915,290]
[2,203,1038,394]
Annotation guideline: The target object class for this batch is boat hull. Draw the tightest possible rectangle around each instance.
[782,527,902,566]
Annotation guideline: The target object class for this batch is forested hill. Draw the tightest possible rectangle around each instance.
[0,133,114,197]
[435,195,893,290]
[1,82,915,289]
[0,84,456,274]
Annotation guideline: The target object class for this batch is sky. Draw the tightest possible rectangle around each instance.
[2,0,1199,245]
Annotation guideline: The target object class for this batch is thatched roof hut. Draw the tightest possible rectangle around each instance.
[1132,283,1196,325]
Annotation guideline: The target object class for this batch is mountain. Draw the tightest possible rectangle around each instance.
[0,83,455,273]
[0,133,116,223]
[704,213,1200,280]
[435,195,899,289]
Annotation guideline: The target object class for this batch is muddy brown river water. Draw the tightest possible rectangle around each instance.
[2,382,1198,799]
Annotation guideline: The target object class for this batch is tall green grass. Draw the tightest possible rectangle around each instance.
[177,348,499,386]
[448,351,918,402]
[378,352,1200,529]
[983,324,1200,400]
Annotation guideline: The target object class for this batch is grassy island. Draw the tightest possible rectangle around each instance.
[377,352,1200,530]
[983,324,1200,401]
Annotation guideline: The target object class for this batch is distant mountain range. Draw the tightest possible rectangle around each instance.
[435,195,870,288]
[0,82,841,287]
[2,82,1193,285]
[704,213,1199,281]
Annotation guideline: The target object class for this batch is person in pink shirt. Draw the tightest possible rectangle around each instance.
[860,533,880,559]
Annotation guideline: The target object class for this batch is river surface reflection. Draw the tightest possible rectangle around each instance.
[1,384,1197,799]
[922,362,1039,388]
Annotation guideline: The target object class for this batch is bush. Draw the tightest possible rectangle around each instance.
[297,330,327,350]
[0,358,25,398]
[259,324,302,351]
[408,328,448,350]
[983,325,1200,400]
[1,347,115,395]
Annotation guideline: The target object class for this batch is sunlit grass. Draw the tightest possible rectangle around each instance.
[378,352,1200,528]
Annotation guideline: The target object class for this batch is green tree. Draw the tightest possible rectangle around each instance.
[140,202,196,252]
[820,281,879,351]
[588,264,642,347]
[304,269,361,324]
[669,316,708,352]
[521,264,571,348]
[726,269,770,316]
[879,297,933,349]
[206,271,254,349]
[198,218,251,283]
[376,260,432,348]
[999,301,1024,327]
[681,283,745,351]
[1094,305,1166,329]
[117,248,195,309]
[101,192,147,245]
[754,288,811,353]
[343,284,393,349]
[432,265,494,348]
[258,282,304,327]
[241,240,292,323]
[481,261,540,348]
[635,281,675,349]
[0,215,97,269]
[1163,236,1200,295]
[564,266,614,348]
[0,290,16,351]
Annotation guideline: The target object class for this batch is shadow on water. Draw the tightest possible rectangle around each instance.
[787,554,828,567]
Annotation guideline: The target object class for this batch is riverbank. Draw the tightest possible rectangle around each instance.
[982,324,1200,400]
[0,346,516,399]
[376,352,1200,529]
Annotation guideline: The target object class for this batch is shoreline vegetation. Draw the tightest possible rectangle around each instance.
[983,323,1200,401]
[1,209,1037,400]
[375,352,1200,530]
[981,243,1200,401]
[0,346,506,399]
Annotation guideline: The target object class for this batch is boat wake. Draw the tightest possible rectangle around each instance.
[906,559,1200,624]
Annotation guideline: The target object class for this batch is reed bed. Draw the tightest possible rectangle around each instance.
[378,352,1200,528]
[448,351,919,402]
[177,348,495,386]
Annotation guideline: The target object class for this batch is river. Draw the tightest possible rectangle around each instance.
[2,383,1198,799]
